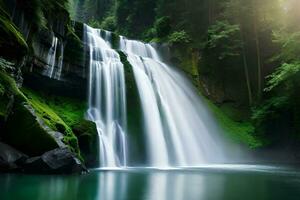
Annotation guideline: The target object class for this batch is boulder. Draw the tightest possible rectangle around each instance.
[3,102,59,156]
[0,142,28,171]
[23,148,87,174]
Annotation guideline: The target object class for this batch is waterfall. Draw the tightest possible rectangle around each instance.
[119,37,225,167]
[54,42,64,80]
[84,24,226,168]
[45,36,58,78]
[44,36,64,80]
[84,25,128,168]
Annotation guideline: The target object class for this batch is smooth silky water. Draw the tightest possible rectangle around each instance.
[84,24,230,169]
[1,166,300,200]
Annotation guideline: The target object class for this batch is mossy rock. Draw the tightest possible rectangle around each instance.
[21,88,82,157]
[72,120,99,167]
[0,71,58,156]
[118,51,147,164]
[3,102,59,156]
[0,71,26,122]
[0,71,82,159]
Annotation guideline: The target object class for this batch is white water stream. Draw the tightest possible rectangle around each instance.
[84,25,226,168]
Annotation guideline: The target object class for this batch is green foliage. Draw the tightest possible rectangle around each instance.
[272,31,300,63]
[205,97,263,148]
[83,0,115,22]
[168,30,191,44]
[205,21,241,59]
[116,0,157,39]
[265,62,300,92]
[154,16,171,38]
[100,16,116,31]
[87,17,102,29]
[252,96,289,126]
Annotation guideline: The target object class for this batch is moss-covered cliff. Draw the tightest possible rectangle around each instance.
[0,1,98,173]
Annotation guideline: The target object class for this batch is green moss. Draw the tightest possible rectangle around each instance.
[22,88,86,127]
[0,71,27,102]
[72,120,98,165]
[72,120,97,137]
[204,97,264,148]
[4,102,59,156]
[21,88,84,156]
[0,66,23,123]
[0,72,61,156]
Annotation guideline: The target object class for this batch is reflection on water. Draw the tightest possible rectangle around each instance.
[1,167,300,200]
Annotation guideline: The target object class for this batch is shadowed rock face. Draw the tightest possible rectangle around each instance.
[0,142,28,171]
[22,21,87,100]
[0,142,86,174]
[23,148,87,174]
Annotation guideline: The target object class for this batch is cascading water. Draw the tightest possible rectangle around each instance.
[84,24,226,168]
[44,36,64,80]
[84,25,128,168]
[54,42,64,80]
[45,36,58,78]
[119,37,225,167]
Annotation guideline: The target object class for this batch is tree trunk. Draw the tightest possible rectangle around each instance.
[253,0,262,101]
[238,1,253,105]
[208,0,215,25]
[241,30,253,105]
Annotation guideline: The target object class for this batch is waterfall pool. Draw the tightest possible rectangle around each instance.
[1,165,300,200]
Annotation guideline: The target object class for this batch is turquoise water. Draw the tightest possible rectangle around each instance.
[1,165,300,200]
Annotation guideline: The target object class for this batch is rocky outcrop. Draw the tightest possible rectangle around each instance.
[22,21,87,99]
[0,142,28,171]
[23,148,86,174]
[0,1,97,173]
[0,142,86,174]
[3,102,60,156]
[0,69,86,174]
[72,120,99,167]
[23,72,87,100]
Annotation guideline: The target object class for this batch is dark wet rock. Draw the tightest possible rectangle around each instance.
[0,142,28,171]
[0,142,86,174]
[23,73,87,100]
[23,148,87,174]
[72,120,99,167]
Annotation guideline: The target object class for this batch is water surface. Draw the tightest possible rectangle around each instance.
[1,165,300,200]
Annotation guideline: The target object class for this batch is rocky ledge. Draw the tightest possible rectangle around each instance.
[0,142,87,174]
